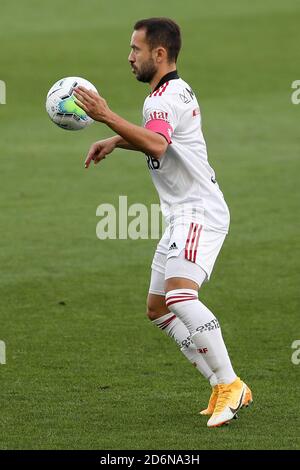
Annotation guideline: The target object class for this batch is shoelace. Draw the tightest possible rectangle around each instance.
[213,384,233,413]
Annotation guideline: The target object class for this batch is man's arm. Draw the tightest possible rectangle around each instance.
[83,135,138,168]
[114,135,139,151]
[73,87,168,159]
[104,112,167,158]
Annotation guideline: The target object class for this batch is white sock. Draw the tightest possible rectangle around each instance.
[152,312,217,386]
[165,289,236,385]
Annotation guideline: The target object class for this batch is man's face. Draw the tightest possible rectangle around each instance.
[128,29,157,83]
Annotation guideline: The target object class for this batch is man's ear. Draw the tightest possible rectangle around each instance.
[155,47,168,63]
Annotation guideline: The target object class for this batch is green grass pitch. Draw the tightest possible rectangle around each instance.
[0,0,299,450]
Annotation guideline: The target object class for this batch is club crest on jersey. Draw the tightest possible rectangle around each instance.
[179,87,195,104]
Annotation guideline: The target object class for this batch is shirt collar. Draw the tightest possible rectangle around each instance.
[152,70,179,93]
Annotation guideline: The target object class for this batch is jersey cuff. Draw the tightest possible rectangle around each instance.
[145,119,173,144]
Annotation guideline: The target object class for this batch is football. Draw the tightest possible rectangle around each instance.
[46,76,98,130]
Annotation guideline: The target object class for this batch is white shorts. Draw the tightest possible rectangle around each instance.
[149,222,227,296]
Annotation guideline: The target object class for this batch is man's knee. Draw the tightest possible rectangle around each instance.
[147,305,161,321]
[147,293,169,321]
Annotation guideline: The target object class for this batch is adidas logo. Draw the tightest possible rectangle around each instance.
[169,242,178,250]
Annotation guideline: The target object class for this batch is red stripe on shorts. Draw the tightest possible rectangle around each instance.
[192,225,203,262]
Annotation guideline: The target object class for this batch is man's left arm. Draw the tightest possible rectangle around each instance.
[74,87,167,159]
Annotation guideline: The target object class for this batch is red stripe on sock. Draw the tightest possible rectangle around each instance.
[166,294,197,299]
[166,296,198,307]
[166,295,196,302]
[168,292,197,296]
[158,314,177,329]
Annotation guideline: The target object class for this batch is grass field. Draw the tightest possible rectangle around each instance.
[0,0,300,450]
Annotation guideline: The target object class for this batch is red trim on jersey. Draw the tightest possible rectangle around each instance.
[145,119,173,144]
[152,87,160,97]
[150,81,170,97]
[158,81,170,96]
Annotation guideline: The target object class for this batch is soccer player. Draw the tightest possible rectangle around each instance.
[74,17,252,427]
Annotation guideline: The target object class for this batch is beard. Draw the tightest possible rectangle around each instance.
[134,58,157,83]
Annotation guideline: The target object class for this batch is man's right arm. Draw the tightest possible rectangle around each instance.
[84,135,139,168]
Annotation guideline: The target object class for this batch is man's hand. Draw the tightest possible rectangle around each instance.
[73,86,111,123]
[74,86,168,159]
[84,137,118,168]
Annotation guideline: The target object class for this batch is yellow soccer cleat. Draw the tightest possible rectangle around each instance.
[200,383,253,416]
[199,386,218,415]
[207,377,247,428]
[242,384,253,409]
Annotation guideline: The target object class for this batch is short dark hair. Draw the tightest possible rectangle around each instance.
[134,17,181,63]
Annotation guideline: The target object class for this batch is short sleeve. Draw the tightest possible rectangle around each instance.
[143,94,178,144]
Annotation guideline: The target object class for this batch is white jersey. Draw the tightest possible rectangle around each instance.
[143,74,230,233]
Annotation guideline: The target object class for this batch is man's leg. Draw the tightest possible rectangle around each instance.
[148,241,217,387]
[147,289,217,387]
[165,276,237,385]
[164,254,251,427]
